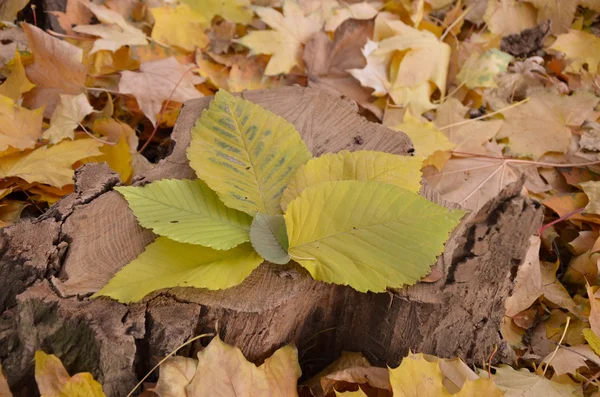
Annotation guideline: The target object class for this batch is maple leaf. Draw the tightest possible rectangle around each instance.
[150,4,209,52]
[525,0,600,34]
[541,345,600,376]
[483,0,537,35]
[21,23,87,117]
[35,351,106,397]
[324,1,382,32]
[0,138,102,188]
[182,0,253,24]
[48,0,93,35]
[456,49,513,89]
[42,93,94,144]
[550,29,600,75]
[118,57,203,126]
[497,89,600,159]
[236,0,323,76]
[0,51,35,100]
[350,15,450,115]
[0,95,43,151]
[73,2,147,54]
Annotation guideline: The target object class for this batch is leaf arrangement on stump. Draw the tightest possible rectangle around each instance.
[97,90,464,302]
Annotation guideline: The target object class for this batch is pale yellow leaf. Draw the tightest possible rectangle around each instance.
[484,0,537,35]
[154,357,198,397]
[119,57,203,126]
[182,0,253,24]
[43,93,94,144]
[73,2,147,54]
[550,29,600,74]
[0,51,34,100]
[505,236,543,317]
[325,2,382,31]
[0,95,43,151]
[490,365,582,396]
[0,0,28,21]
[498,89,600,159]
[22,23,86,117]
[0,139,102,188]
[236,0,323,75]
[150,5,209,52]
[187,335,301,396]
[526,0,595,34]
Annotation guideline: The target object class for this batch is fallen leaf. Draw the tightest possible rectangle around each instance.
[186,335,301,396]
[182,0,253,25]
[0,95,43,151]
[154,356,197,397]
[324,1,381,32]
[394,111,455,169]
[150,5,209,52]
[48,0,93,35]
[34,351,106,397]
[82,135,133,182]
[0,51,34,100]
[488,365,582,396]
[542,345,600,376]
[550,29,600,75]
[42,93,94,144]
[236,0,323,75]
[73,2,147,53]
[22,23,87,117]
[0,138,103,187]
[588,284,600,338]
[526,0,600,34]
[497,89,600,159]
[505,236,543,317]
[118,57,203,126]
[0,200,28,227]
[0,0,28,22]
[484,0,537,35]
[456,48,513,89]
[584,328,600,356]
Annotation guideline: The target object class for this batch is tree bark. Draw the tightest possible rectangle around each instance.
[0,87,543,396]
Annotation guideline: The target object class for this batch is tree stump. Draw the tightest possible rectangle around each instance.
[0,87,543,396]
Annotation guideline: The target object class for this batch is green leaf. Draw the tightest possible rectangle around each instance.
[281,150,422,210]
[250,213,290,264]
[95,238,263,302]
[285,181,464,292]
[187,89,312,216]
[116,179,252,250]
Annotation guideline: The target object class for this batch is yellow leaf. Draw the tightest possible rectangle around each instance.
[483,0,537,35]
[87,47,140,77]
[526,0,600,34]
[42,93,94,144]
[186,335,301,396]
[389,353,450,396]
[335,390,368,396]
[0,51,35,100]
[497,90,600,159]
[0,200,28,228]
[0,139,103,188]
[119,57,203,126]
[394,111,455,170]
[0,0,28,21]
[22,23,87,117]
[150,5,209,52]
[456,49,513,89]
[72,2,147,54]
[188,90,312,216]
[550,29,600,74]
[34,351,106,397]
[325,2,382,32]
[0,95,44,151]
[236,0,323,75]
[584,329,600,356]
[82,135,133,182]
[182,0,253,25]
[281,150,422,210]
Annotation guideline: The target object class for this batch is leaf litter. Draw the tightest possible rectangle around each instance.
[2,0,600,395]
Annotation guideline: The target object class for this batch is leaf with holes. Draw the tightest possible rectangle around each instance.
[116,179,252,249]
[280,150,422,211]
[187,89,312,216]
[285,180,464,292]
[95,238,263,302]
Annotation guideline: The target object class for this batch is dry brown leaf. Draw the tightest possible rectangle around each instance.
[542,345,600,376]
[21,23,87,117]
[526,0,600,34]
[48,0,94,35]
[505,235,543,317]
[0,95,43,151]
[118,57,204,126]
[0,363,12,397]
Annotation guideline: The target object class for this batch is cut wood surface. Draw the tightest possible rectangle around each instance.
[0,87,542,396]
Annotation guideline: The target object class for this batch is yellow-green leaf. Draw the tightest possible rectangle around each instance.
[95,238,263,302]
[116,179,252,250]
[280,150,422,211]
[188,90,312,216]
[584,329,600,356]
[285,181,464,292]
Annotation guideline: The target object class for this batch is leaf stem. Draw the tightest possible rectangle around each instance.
[439,98,530,130]
[539,208,585,236]
[542,316,571,377]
